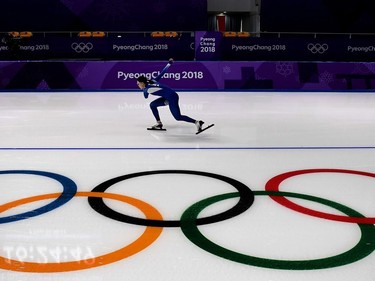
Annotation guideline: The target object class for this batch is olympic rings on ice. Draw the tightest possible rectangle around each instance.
[88,170,254,227]
[0,170,77,224]
[0,168,375,272]
[0,191,162,272]
[180,191,375,270]
[265,169,375,224]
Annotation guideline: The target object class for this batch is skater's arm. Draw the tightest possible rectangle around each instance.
[143,88,149,99]
[153,58,174,82]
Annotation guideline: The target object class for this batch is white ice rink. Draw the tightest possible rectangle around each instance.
[0,91,375,281]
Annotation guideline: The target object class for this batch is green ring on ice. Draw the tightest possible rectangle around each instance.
[180,191,375,270]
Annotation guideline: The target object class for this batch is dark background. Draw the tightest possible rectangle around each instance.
[261,0,375,33]
[0,0,207,31]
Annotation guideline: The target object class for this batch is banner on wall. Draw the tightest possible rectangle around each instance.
[219,37,375,62]
[1,32,375,62]
[195,31,222,61]
[1,61,375,91]
[0,36,195,61]
[195,32,375,62]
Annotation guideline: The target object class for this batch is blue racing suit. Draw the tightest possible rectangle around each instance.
[142,62,196,124]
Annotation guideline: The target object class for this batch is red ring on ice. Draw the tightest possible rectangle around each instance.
[265,168,375,224]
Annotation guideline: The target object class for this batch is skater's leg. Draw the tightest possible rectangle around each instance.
[168,96,196,123]
[150,97,167,122]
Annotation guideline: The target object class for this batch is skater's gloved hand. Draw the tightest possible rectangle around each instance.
[168,58,174,64]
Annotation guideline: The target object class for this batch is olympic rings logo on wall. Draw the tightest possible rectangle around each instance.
[0,169,375,273]
[71,42,94,53]
[307,43,329,54]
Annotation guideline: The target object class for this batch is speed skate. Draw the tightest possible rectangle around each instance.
[147,127,166,131]
[196,124,214,135]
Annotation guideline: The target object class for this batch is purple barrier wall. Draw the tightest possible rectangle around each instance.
[1,61,375,91]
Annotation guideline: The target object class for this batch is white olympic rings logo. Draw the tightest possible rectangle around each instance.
[307,43,329,54]
[71,42,94,53]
